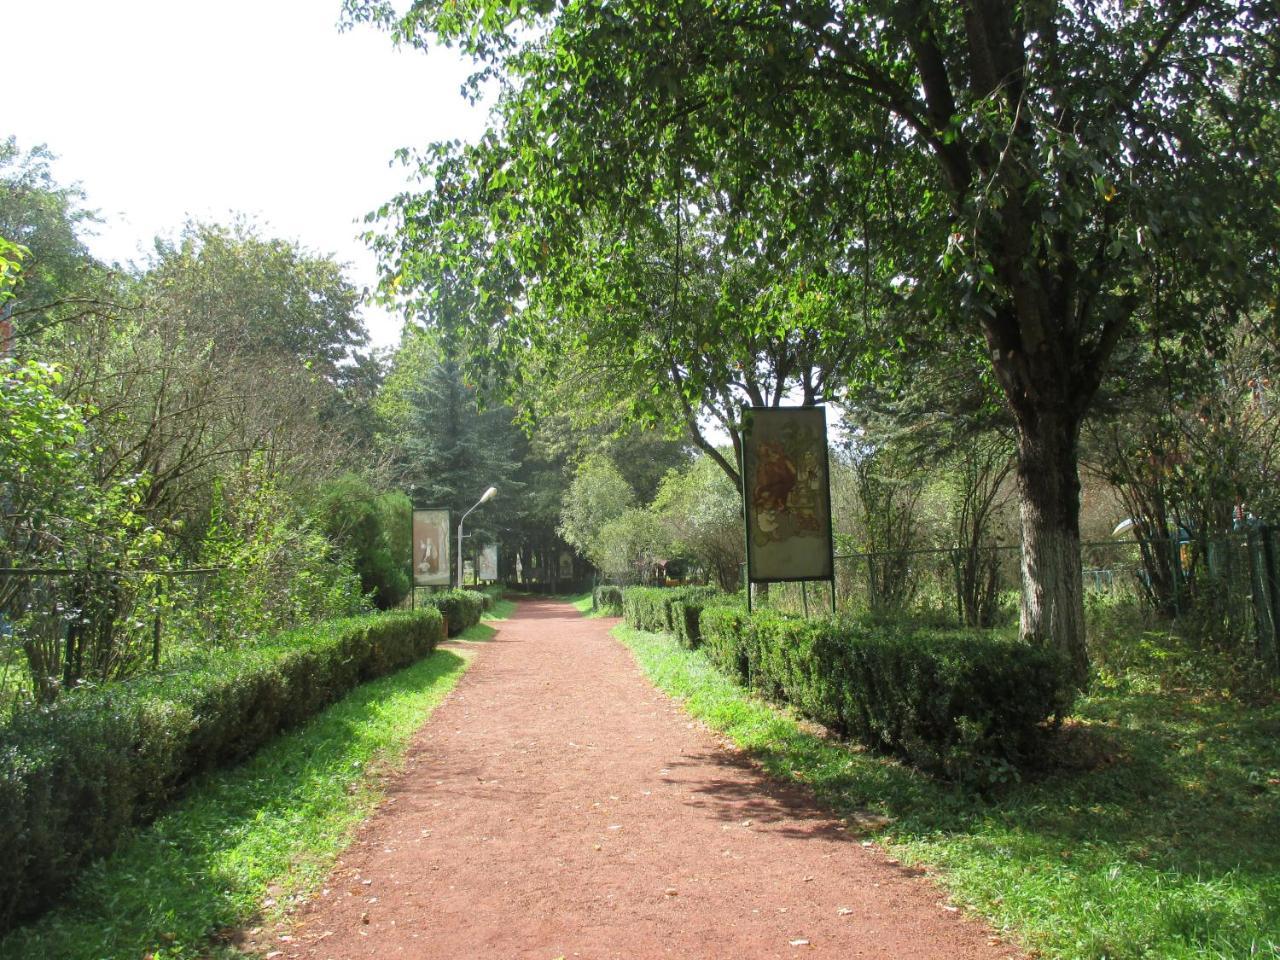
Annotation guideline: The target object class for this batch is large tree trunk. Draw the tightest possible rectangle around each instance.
[1013,406,1089,691]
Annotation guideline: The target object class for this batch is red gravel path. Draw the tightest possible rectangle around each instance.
[270,598,1021,959]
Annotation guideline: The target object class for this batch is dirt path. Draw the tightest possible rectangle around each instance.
[267,598,1020,959]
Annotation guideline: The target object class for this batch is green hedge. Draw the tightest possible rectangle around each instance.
[0,609,444,932]
[593,585,624,616]
[421,588,488,635]
[697,608,1072,780]
[672,592,744,649]
[622,585,721,635]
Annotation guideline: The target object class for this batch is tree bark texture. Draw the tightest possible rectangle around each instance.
[1013,405,1089,690]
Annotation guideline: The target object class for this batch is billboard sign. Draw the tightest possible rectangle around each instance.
[741,405,834,583]
[479,543,499,582]
[412,508,451,586]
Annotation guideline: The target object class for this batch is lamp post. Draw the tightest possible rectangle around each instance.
[458,486,497,588]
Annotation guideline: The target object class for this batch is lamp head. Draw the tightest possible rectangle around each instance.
[480,485,497,504]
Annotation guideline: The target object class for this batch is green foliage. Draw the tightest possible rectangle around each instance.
[621,585,721,635]
[351,0,1280,692]
[557,454,636,565]
[312,475,411,609]
[595,507,670,582]
[0,609,444,932]
[0,234,25,304]
[145,220,367,377]
[652,455,744,592]
[0,138,101,322]
[592,584,624,616]
[378,330,524,541]
[196,464,367,646]
[420,588,487,636]
[696,607,1072,780]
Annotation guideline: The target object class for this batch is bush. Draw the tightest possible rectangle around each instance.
[622,585,721,634]
[697,608,1072,780]
[593,585,624,616]
[478,584,503,609]
[0,608,444,932]
[421,588,487,635]
[672,592,744,649]
[312,476,412,610]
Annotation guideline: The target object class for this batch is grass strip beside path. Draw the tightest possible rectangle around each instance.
[482,597,518,621]
[0,634,481,960]
[615,624,1280,960]
[566,591,596,616]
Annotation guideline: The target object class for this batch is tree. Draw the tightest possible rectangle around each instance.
[595,508,670,583]
[377,328,527,568]
[0,137,105,341]
[652,454,744,591]
[350,0,1280,687]
[312,475,412,609]
[557,454,636,568]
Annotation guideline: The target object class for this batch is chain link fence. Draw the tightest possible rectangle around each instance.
[741,532,1280,675]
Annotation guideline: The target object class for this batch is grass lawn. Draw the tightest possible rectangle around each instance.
[565,590,597,616]
[614,624,1280,960]
[482,596,518,621]
[0,624,490,960]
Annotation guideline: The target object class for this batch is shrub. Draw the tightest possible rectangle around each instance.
[312,475,412,610]
[622,585,721,634]
[697,608,1072,780]
[593,585,624,616]
[478,584,504,609]
[672,592,744,649]
[0,608,444,932]
[421,588,487,635]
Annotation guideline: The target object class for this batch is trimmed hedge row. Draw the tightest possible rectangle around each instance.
[421,588,489,635]
[622,585,722,635]
[593,585,624,616]
[0,609,444,932]
[697,607,1072,778]
[672,592,743,649]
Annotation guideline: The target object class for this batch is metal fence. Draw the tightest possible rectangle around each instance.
[742,532,1280,674]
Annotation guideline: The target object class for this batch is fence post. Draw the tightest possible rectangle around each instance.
[1264,527,1280,674]
[1248,527,1278,671]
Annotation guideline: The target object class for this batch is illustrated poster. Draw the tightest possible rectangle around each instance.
[741,406,834,583]
[479,543,499,582]
[412,508,451,586]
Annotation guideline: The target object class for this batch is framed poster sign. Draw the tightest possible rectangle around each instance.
[741,405,834,583]
[412,508,451,586]
[479,543,499,582]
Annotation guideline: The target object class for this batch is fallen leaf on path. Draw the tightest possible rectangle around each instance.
[664,888,678,896]
[837,907,853,916]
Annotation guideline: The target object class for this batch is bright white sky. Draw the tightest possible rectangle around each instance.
[4,0,489,349]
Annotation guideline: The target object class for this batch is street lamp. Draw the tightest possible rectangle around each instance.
[458,485,497,588]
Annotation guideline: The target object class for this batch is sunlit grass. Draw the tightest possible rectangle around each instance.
[0,647,472,960]
[565,591,596,615]
[614,624,1280,960]
[482,597,517,621]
